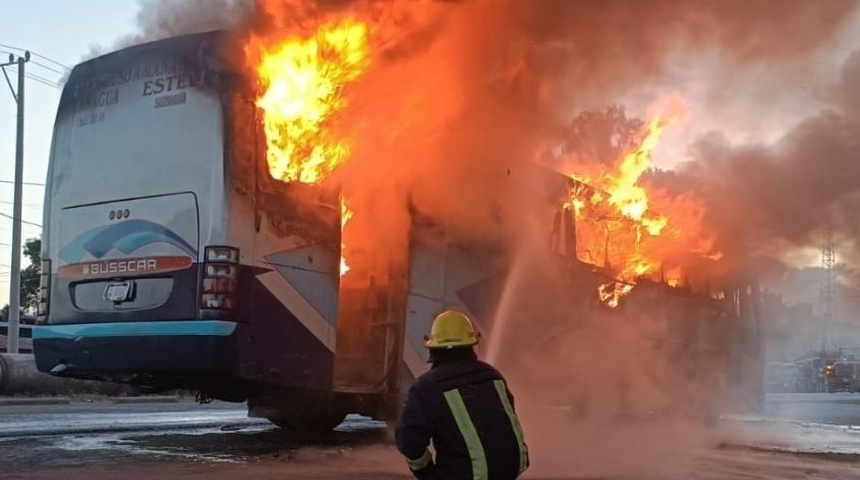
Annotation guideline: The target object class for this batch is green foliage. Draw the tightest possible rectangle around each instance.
[561,105,644,166]
[21,237,41,312]
[1,237,41,319]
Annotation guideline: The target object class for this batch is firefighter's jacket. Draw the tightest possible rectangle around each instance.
[395,355,529,480]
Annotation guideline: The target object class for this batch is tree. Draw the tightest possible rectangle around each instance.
[21,237,41,313]
[1,237,42,320]
[560,105,644,166]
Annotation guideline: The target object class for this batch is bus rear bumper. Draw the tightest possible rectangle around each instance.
[32,320,238,381]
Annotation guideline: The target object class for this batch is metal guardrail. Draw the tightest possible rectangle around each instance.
[0,322,33,339]
[0,322,34,353]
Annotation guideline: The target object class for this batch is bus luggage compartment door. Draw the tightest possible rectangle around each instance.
[331,262,408,394]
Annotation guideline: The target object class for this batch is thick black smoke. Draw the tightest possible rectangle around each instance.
[119,1,860,475]
[649,47,860,282]
[123,0,860,315]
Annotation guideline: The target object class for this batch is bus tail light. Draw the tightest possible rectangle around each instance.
[201,294,236,310]
[206,246,239,263]
[37,260,51,321]
[201,247,239,311]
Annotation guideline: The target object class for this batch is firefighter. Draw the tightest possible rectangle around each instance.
[395,309,529,480]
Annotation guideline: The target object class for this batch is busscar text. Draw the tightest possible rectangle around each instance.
[86,259,158,276]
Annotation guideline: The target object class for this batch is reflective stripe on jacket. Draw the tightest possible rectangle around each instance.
[395,358,529,480]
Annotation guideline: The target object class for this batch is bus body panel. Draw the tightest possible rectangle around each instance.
[51,192,200,322]
[35,32,236,387]
[35,32,345,404]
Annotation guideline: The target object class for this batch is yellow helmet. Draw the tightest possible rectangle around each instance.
[424,310,480,349]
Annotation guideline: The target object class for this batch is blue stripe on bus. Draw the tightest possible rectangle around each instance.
[32,320,237,339]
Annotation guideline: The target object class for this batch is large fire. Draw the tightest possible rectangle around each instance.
[567,114,718,307]
[246,19,370,184]
[340,197,353,276]
[242,14,716,296]
[245,18,371,277]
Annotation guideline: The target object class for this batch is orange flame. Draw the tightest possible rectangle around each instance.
[246,19,371,184]
[245,18,369,279]
[340,197,353,276]
[568,111,718,307]
[606,116,673,237]
[664,266,682,288]
[598,282,634,308]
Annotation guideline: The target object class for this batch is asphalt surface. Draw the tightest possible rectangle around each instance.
[0,394,858,478]
[0,398,389,469]
[0,400,264,438]
[763,392,860,425]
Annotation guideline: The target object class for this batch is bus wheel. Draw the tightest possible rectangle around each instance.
[249,395,348,432]
[268,409,347,432]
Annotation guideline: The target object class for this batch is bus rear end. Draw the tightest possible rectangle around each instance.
[33,32,239,394]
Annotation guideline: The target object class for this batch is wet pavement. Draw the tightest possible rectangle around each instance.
[719,393,860,456]
[763,392,860,425]
[0,399,389,468]
[0,400,265,438]
[0,394,858,479]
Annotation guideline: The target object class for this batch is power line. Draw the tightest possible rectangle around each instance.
[0,51,64,77]
[24,71,59,87]
[0,180,44,187]
[24,74,59,89]
[31,61,67,76]
[25,74,59,89]
[6,67,60,90]
[0,43,70,71]
[0,200,42,207]
[0,225,42,233]
[0,212,41,228]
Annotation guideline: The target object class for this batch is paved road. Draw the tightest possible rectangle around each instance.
[763,392,860,425]
[0,394,858,479]
[0,400,264,437]
[0,398,388,469]
[716,393,860,458]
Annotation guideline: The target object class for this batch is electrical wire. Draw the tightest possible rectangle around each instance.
[0,43,70,70]
[0,212,42,228]
[0,50,65,77]
[5,67,60,89]
[0,180,45,187]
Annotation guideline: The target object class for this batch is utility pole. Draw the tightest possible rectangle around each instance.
[2,51,29,354]
[820,223,837,356]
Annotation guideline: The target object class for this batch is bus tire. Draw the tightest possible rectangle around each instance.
[268,409,348,432]
[249,394,348,432]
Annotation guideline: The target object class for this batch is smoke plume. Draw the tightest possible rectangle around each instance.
[124,0,860,259]
[650,45,860,281]
[125,0,860,476]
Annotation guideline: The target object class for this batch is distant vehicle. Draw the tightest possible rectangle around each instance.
[825,361,859,393]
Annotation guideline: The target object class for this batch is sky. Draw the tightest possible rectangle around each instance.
[2,1,860,309]
[0,1,140,305]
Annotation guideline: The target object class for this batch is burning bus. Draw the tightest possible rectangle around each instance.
[33,29,762,429]
[34,31,364,429]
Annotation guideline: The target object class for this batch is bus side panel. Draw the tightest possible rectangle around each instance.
[223,121,340,392]
[403,240,506,379]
